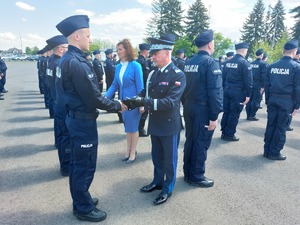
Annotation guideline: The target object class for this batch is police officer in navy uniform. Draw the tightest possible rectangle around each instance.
[264,40,300,160]
[56,15,124,222]
[103,49,115,92]
[246,48,267,121]
[175,49,185,71]
[287,47,300,131]
[92,50,104,93]
[45,35,69,175]
[136,43,151,137]
[220,52,234,71]
[0,51,8,94]
[182,30,223,188]
[37,49,45,94]
[221,42,252,141]
[42,45,52,109]
[123,33,186,205]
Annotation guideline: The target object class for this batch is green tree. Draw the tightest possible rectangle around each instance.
[269,0,286,48]
[263,5,272,43]
[240,0,265,56]
[31,46,39,55]
[146,0,184,38]
[213,32,233,58]
[25,47,32,54]
[290,5,300,42]
[185,0,209,41]
[269,32,289,62]
[173,36,197,58]
[90,38,115,52]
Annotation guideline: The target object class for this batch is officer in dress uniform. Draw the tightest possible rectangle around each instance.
[175,49,185,71]
[92,50,104,93]
[264,40,300,160]
[123,33,186,205]
[45,35,69,175]
[56,15,124,222]
[182,30,223,188]
[246,48,267,121]
[103,48,115,92]
[220,42,253,141]
[136,43,151,137]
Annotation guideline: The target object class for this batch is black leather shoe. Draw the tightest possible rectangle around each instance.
[139,129,149,137]
[140,183,162,192]
[286,126,293,131]
[247,116,259,121]
[189,177,214,188]
[153,192,172,205]
[258,106,263,109]
[266,153,286,161]
[221,134,239,142]
[76,208,107,222]
[73,198,99,215]
[0,97,4,100]
[1,89,8,93]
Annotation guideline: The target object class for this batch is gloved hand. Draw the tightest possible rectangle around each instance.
[122,96,144,110]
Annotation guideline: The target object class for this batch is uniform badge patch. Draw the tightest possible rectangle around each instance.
[159,81,169,86]
[175,81,181,86]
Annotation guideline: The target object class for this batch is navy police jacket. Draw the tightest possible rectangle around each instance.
[56,45,121,114]
[104,58,115,84]
[144,62,186,136]
[265,56,300,110]
[250,58,267,90]
[136,54,151,88]
[46,54,61,99]
[182,50,223,121]
[92,58,104,83]
[223,54,253,97]
[176,57,185,71]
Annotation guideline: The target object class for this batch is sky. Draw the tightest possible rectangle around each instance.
[0,0,298,53]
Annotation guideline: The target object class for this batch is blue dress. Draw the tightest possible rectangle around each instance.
[105,61,144,132]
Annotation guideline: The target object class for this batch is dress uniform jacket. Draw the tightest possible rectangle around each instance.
[144,62,186,136]
[264,56,300,156]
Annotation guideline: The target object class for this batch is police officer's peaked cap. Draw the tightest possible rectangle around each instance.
[176,49,184,55]
[56,15,89,37]
[139,43,151,51]
[284,39,298,50]
[93,50,100,55]
[226,51,234,57]
[46,35,68,50]
[235,42,249,50]
[194,30,214,48]
[37,49,44,55]
[85,51,91,57]
[105,49,113,55]
[297,47,300,55]
[263,53,268,59]
[43,45,52,52]
[148,33,176,53]
[255,48,264,56]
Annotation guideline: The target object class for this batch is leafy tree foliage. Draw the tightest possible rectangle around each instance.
[185,0,209,41]
[290,5,300,42]
[213,32,233,58]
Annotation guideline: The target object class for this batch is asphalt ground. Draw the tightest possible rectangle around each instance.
[0,61,299,225]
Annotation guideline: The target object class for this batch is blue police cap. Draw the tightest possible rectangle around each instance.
[148,33,176,52]
[37,49,44,55]
[43,45,52,52]
[235,42,249,50]
[284,39,298,50]
[255,48,264,56]
[226,51,234,57]
[263,53,268,59]
[93,50,100,55]
[194,30,214,48]
[105,49,113,55]
[46,35,68,50]
[85,51,91,57]
[56,15,89,37]
[176,49,184,55]
[139,43,151,51]
[297,47,300,55]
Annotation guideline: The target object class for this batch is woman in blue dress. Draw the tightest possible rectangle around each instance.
[105,39,144,163]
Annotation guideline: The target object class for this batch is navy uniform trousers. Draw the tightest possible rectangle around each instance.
[151,133,180,195]
[221,88,245,137]
[264,96,293,156]
[183,103,214,182]
[66,115,98,214]
[246,88,261,118]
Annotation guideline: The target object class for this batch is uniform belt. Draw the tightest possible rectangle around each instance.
[225,86,243,91]
[185,100,207,105]
[68,110,99,120]
[270,93,292,99]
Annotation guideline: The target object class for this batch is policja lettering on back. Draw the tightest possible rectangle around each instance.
[270,68,289,75]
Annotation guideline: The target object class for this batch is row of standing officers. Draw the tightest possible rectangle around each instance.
[35,14,300,223]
